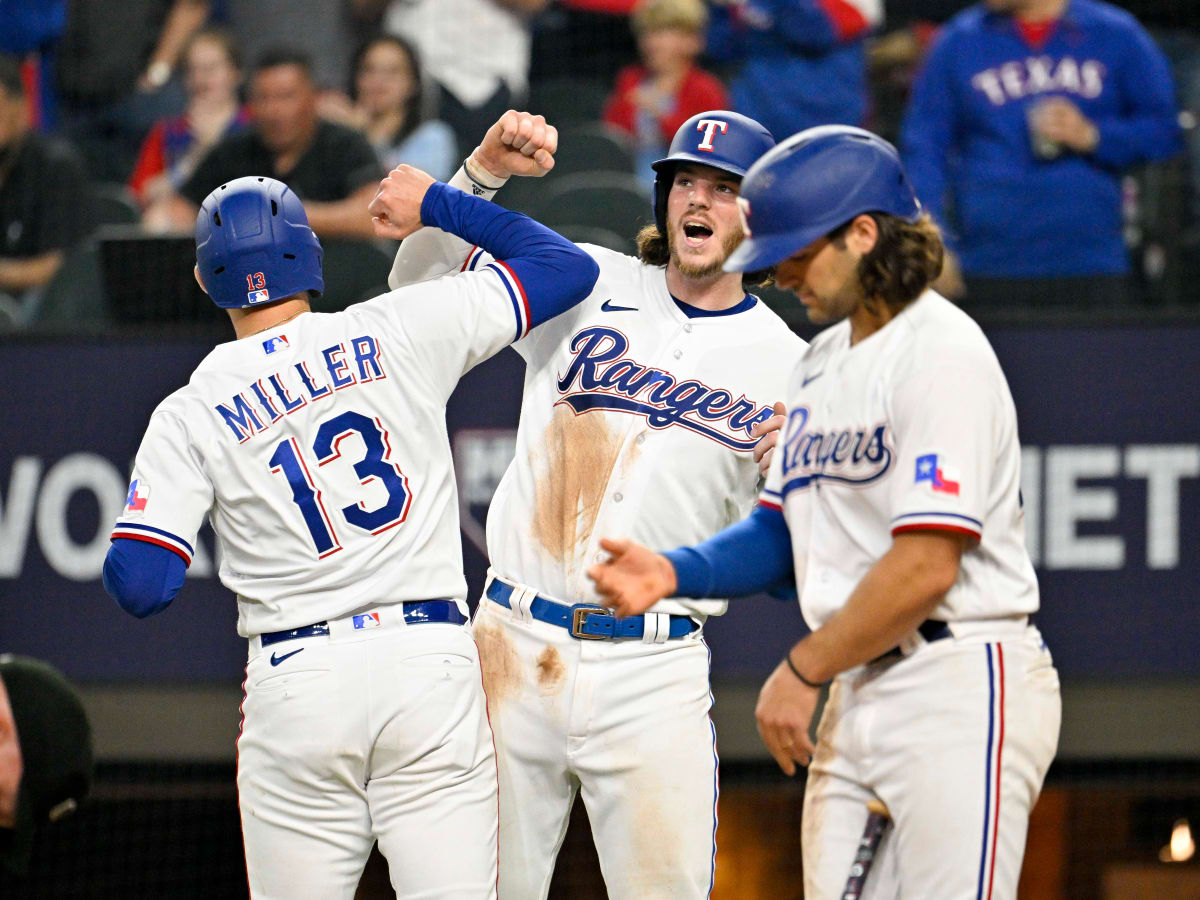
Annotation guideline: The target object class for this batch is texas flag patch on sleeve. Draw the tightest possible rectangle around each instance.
[125,479,150,514]
[915,453,960,495]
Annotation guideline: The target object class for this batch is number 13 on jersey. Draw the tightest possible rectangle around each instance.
[268,410,412,557]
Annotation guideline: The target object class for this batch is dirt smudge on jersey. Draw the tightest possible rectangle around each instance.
[473,618,522,707]
[535,645,566,696]
[531,406,624,562]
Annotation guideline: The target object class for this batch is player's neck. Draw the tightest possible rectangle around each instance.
[665,262,746,311]
[848,297,898,345]
[1013,0,1066,22]
[229,297,311,340]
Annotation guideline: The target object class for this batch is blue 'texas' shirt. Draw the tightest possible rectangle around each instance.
[901,0,1181,278]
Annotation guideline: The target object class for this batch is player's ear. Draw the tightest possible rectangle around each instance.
[193,265,209,295]
[846,214,879,257]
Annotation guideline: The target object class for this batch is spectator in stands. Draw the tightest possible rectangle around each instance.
[0,655,92,877]
[0,1,67,131]
[160,48,384,240]
[132,28,250,230]
[55,0,211,182]
[317,34,457,181]
[901,0,1183,306]
[705,0,882,141]
[358,0,549,156]
[0,55,86,326]
[602,0,727,182]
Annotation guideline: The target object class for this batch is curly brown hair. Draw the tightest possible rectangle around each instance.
[635,224,774,288]
[832,213,944,312]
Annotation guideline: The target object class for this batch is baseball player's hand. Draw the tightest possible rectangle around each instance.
[750,401,787,477]
[369,165,437,240]
[587,537,676,618]
[470,110,558,181]
[756,656,820,776]
[1030,97,1099,153]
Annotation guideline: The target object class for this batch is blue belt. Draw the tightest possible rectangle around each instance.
[872,619,952,663]
[485,578,698,641]
[260,600,466,647]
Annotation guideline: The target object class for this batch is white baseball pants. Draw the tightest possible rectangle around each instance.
[472,598,719,900]
[237,615,498,899]
[801,622,1061,900]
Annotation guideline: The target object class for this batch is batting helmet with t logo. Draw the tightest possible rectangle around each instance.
[195,176,324,309]
[650,110,775,238]
[724,125,923,273]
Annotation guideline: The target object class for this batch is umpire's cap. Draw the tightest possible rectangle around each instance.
[195,176,324,309]
[0,655,93,876]
[724,125,923,273]
[651,110,775,236]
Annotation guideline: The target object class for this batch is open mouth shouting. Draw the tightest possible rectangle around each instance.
[682,219,715,248]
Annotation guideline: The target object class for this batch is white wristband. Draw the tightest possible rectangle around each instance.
[463,154,508,193]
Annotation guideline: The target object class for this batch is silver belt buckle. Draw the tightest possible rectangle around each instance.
[570,604,609,640]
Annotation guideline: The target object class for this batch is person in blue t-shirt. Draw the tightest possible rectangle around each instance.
[901,0,1182,307]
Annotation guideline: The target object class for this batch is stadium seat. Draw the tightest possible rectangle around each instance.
[552,123,635,177]
[532,172,653,237]
[28,241,111,327]
[527,77,611,127]
[87,182,142,232]
[316,239,396,312]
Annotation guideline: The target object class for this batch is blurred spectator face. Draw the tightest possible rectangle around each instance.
[638,27,703,76]
[185,35,241,107]
[251,64,318,154]
[983,0,1027,12]
[0,82,27,151]
[356,40,417,119]
[665,163,745,279]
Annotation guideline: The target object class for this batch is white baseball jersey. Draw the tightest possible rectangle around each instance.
[761,290,1039,629]
[390,169,806,618]
[111,267,533,637]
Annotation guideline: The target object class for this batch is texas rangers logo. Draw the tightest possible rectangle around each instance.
[779,406,893,497]
[124,479,150,514]
[555,326,773,451]
[695,118,728,152]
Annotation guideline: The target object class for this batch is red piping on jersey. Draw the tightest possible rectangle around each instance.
[891,522,981,540]
[817,0,871,41]
[112,531,191,565]
[494,259,532,335]
[986,644,1006,899]
[757,499,783,511]
[460,246,480,272]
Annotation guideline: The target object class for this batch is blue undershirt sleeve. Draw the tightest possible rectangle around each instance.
[663,505,794,600]
[419,181,599,329]
[102,538,187,619]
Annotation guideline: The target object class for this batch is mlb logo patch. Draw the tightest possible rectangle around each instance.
[125,479,150,513]
[915,453,960,496]
[263,335,289,354]
[353,613,381,630]
[247,288,271,305]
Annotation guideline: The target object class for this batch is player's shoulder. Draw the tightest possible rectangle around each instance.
[578,242,639,271]
[938,4,992,40]
[744,295,808,350]
[898,292,999,371]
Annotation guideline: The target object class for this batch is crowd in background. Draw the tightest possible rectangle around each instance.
[0,0,1196,328]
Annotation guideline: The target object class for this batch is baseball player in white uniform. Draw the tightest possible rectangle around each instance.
[100,163,599,898]
[372,110,805,898]
[590,127,1061,899]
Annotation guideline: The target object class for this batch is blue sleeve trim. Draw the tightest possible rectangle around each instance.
[420,182,599,332]
[664,505,793,599]
[102,537,187,618]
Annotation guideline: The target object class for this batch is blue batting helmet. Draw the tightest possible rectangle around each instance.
[650,110,775,236]
[195,176,324,310]
[724,126,922,273]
